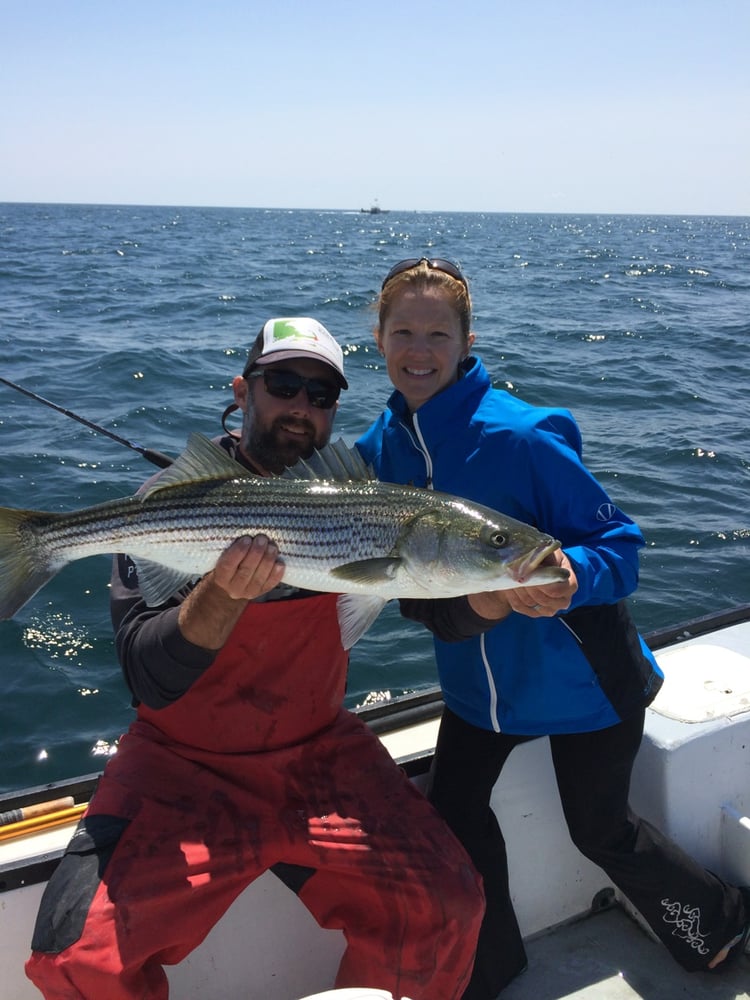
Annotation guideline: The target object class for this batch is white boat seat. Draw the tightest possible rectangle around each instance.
[297,990,411,999]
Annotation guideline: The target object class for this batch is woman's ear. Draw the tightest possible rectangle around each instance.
[374,328,384,356]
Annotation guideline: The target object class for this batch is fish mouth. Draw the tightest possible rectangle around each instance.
[508,539,561,582]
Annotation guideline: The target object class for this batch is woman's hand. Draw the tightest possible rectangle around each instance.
[468,549,578,621]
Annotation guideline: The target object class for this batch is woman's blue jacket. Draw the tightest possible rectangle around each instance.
[356,356,662,735]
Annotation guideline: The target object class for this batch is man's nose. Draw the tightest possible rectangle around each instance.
[287,389,314,414]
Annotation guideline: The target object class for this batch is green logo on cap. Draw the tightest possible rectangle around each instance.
[270,319,318,343]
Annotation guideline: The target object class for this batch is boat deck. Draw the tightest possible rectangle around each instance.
[2,607,749,1000]
[503,903,749,1000]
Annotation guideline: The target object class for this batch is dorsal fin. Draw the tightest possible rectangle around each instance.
[282,438,376,483]
[142,433,252,499]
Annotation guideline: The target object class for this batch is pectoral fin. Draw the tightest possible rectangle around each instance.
[330,557,402,585]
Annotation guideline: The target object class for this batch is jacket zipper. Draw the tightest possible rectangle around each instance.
[480,633,502,732]
[409,413,507,731]
[411,413,434,489]
[558,618,582,643]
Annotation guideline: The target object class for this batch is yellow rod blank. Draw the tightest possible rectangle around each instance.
[0,803,87,842]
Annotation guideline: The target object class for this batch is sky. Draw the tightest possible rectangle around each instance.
[2,0,749,216]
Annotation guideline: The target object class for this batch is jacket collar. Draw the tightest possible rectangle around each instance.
[385,355,491,438]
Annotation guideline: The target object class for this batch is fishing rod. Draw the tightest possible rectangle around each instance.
[0,376,174,469]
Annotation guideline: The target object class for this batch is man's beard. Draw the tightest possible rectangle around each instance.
[244,416,324,475]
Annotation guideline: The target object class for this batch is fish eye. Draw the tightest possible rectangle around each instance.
[489,530,508,549]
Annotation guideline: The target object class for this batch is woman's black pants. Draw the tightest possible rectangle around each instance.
[428,706,747,999]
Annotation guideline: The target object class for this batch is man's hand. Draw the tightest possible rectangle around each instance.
[211,534,286,601]
[177,535,285,649]
[468,549,578,622]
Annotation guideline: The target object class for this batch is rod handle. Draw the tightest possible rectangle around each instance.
[0,795,75,827]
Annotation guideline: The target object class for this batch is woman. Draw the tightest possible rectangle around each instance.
[356,257,749,999]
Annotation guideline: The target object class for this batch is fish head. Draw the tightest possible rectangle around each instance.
[398,498,568,594]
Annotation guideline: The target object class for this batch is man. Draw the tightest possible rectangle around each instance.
[26,317,484,1000]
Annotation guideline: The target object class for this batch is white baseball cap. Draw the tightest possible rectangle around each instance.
[243,317,347,388]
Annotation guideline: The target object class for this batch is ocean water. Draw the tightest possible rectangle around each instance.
[1,202,748,793]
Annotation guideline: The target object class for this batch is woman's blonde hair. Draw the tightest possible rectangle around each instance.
[377,259,473,342]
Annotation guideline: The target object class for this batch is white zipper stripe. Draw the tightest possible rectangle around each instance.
[480,632,502,732]
[411,413,434,489]
[409,414,499,727]
[558,617,582,643]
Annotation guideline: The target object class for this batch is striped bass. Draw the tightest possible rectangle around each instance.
[0,433,567,647]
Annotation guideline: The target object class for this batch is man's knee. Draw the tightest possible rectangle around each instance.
[31,814,129,954]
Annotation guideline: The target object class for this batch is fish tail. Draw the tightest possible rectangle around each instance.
[0,506,57,620]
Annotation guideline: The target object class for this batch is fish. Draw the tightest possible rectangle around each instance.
[0,433,568,648]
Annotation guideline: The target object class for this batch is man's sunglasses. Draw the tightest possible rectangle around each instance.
[246,368,341,409]
[381,257,468,291]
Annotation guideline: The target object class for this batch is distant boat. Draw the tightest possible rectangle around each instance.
[360,200,388,214]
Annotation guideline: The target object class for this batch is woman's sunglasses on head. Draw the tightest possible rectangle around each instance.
[381,257,467,290]
[245,368,341,409]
